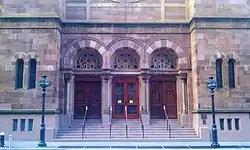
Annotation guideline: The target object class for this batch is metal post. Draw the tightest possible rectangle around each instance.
[8,134,12,149]
[0,132,4,147]
[206,76,220,148]
[37,75,51,147]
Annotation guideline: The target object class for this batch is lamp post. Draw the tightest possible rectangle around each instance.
[206,76,220,148]
[37,75,51,147]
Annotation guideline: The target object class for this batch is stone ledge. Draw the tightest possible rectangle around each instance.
[193,109,250,114]
[0,109,61,114]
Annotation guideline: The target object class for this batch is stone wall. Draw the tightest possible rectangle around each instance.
[1,0,60,16]
[64,0,187,22]
[191,22,250,109]
[188,0,250,18]
[0,28,61,109]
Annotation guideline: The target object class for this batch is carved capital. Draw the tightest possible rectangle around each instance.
[64,73,71,83]
[101,69,112,83]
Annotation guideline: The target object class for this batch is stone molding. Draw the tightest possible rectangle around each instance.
[0,17,250,33]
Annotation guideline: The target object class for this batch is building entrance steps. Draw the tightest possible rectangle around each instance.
[55,119,199,141]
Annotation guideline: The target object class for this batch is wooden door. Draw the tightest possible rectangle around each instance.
[150,81,177,119]
[74,81,101,119]
[112,78,139,119]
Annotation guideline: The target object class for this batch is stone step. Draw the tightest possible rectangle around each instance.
[56,134,198,139]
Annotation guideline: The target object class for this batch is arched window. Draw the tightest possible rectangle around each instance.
[216,59,223,88]
[75,52,101,70]
[150,52,176,70]
[28,59,37,89]
[15,59,24,89]
[113,52,138,70]
[228,59,235,88]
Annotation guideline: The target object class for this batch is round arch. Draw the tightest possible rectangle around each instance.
[107,37,144,68]
[110,47,140,70]
[210,52,226,65]
[12,52,27,64]
[62,38,107,69]
[145,39,190,69]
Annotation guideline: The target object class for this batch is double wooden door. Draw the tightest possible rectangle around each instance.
[150,81,177,119]
[112,78,139,119]
[74,81,101,119]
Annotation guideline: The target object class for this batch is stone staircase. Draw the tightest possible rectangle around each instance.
[55,119,200,141]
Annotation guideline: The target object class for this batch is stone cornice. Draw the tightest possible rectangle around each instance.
[0,109,61,114]
[0,17,249,34]
[193,109,250,114]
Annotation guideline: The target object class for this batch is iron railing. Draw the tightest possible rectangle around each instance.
[109,106,112,139]
[125,106,128,138]
[67,113,72,128]
[139,106,144,138]
[163,105,171,139]
[81,106,88,139]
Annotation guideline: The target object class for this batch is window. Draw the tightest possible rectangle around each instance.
[219,118,224,131]
[227,118,232,131]
[20,119,25,131]
[235,118,240,130]
[150,52,176,70]
[228,59,235,88]
[15,59,24,89]
[28,59,37,89]
[113,52,138,70]
[12,119,18,132]
[28,119,33,131]
[75,52,101,70]
[216,59,223,88]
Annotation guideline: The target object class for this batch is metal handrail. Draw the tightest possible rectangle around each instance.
[163,105,172,139]
[125,106,128,138]
[109,106,112,139]
[139,106,144,138]
[81,106,88,139]
[67,113,72,128]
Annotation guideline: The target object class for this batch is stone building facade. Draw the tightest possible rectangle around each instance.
[0,0,250,141]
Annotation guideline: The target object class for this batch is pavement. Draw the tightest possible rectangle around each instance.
[1,141,250,150]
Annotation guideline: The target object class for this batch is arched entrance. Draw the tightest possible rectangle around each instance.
[111,48,140,119]
[149,49,178,119]
[73,49,102,119]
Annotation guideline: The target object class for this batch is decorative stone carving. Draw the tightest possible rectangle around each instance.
[150,52,176,70]
[75,52,101,70]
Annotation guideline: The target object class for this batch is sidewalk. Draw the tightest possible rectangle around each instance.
[1,141,250,149]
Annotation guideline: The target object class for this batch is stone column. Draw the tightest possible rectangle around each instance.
[141,74,150,126]
[180,77,190,127]
[101,69,112,126]
[69,74,75,117]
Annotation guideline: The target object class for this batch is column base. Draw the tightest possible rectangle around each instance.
[102,113,110,127]
[181,113,190,128]
[142,113,150,126]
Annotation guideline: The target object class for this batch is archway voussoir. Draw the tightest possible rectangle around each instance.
[154,40,162,48]
[175,46,183,55]
[166,40,173,48]
[78,40,85,49]
[170,42,178,52]
[98,46,106,54]
[90,40,97,49]
[146,47,154,54]
[161,40,167,47]
[178,57,188,64]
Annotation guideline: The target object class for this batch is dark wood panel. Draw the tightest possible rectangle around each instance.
[74,81,101,119]
[150,80,177,119]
